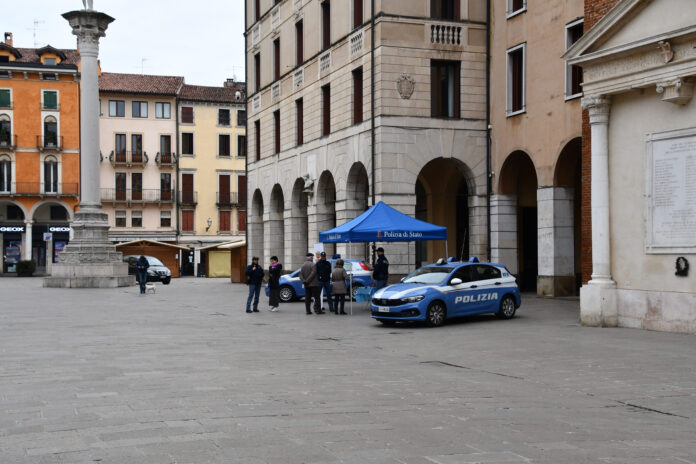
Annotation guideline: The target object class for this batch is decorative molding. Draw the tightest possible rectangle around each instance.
[396,74,415,100]
[657,40,674,63]
[656,77,694,105]
[582,95,611,125]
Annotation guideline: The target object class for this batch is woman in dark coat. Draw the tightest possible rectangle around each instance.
[331,259,349,315]
[268,256,282,311]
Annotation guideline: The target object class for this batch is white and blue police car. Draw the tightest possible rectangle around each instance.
[370,257,520,327]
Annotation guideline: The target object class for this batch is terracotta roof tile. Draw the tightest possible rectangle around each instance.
[99,73,184,96]
[179,83,247,103]
[14,47,80,66]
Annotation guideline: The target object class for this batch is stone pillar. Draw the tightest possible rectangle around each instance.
[468,194,488,260]
[44,7,133,288]
[537,187,575,297]
[23,220,33,260]
[580,95,617,326]
[490,194,518,274]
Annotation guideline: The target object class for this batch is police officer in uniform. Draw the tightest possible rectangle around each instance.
[373,247,389,290]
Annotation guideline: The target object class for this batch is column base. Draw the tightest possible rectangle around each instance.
[580,280,617,327]
[537,275,577,297]
[44,274,135,288]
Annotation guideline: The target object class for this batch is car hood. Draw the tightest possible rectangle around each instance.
[374,283,437,299]
[148,265,170,273]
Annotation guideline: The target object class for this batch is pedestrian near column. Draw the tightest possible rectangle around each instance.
[245,256,264,313]
[373,247,389,290]
[268,256,282,312]
[316,251,334,313]
[331,259,349,315]
[300,252,322,314]
[136,255,149,294]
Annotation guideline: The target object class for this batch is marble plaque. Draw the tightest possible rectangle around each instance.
[646,131,696,253]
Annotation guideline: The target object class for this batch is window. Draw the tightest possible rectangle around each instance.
[181,106,194,124]
[238,211,247,232]
[273,38,281,81]
[131,134,143,162]
[274,110,280,154]
[0,89,10,107]
[131,210,142,227]
[237,109,246,126]
[238,135,247,157]
[472,265,502,281]
[296,98,303,146]
[115,134,126,162]
[160,135,171,155]
[182,210,194,232]
[181,173,194,204]
[0,56,9,63]
[0,114,11,146]
[506,43,526,115]
[44,58,56,66]
[108,100,124,117]
[565,19,584,99]
[352,67,363,125]
[44,156,58,193]
[132,101,148,118]
[353,0,363,29]
[182,133,194,155]
[42,73,57,81]
[255,0,260,21]
[0,156,10,192]
[507,0,526,17]
[238,175,247,208]
[160,210,171,227]
[296,21,304,65]
[219,134,231,157]
[155,102,171,119]
[131,172,142,201]
[115,172,126,201]
[255,120,261,161]
[43,91,58,110]
[43,116,58,146]
[115,210,126,227]
[219,174,231,204]
[254,53,261,92]
[431,0,459,20]
[450,266,476,284]
[160,173,172,201]
[322,1,331,51]
[322,84,330,136]
[219,211,231,232]
[431,60,460,118]
[218,109,231,126]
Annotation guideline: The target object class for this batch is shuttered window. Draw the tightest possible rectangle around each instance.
[43,91,58,110]
[219,211,231,232]
[182,210,194,232]
[181,106,194,124]
[238,211,247,232]
[0,89,10,107]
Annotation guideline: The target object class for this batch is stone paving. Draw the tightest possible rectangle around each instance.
[0,277,695,464]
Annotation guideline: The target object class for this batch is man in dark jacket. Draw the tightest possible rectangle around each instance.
[315,251,334,312]
[373,247,389,289]
[136,255,149,294]
[245,256,265,313]
[300,253,322,314]
[267,256,282,312]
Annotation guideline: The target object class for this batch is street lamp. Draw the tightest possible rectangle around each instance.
[206,217,212,232]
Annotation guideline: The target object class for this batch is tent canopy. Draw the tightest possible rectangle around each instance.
[319,201,447,243]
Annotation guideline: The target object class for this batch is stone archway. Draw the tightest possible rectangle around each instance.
[316,171,336,257]
[288,178,309,270]
[0,200,27,273]
[341,162,370,261]
[29,201,72,272]
[497,151,538,292]
[250,189,264,264]
[268,184,285,266]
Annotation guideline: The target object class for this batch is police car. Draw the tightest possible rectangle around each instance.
[370,258,520,327]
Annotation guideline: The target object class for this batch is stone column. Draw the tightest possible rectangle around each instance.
[537,187,575,296]
[580,95,617,326]
[490,194,518,274]
[44,6,133,288]
[23,220,33,260]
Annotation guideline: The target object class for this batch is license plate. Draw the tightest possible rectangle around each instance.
[378,307,390,313]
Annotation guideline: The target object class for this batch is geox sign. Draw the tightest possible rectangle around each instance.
[0,226,25,233]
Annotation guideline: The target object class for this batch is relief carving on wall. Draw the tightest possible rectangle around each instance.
[657,41,674,63]
[396,74,415,100]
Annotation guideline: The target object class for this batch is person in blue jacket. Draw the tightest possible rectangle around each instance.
[245,256,265,313]
[136,255,149,294]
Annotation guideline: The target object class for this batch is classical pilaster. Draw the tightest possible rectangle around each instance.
[490,194,518,274]
[537,187,575,296]
[23,220,33,260]
[580,95,617,326]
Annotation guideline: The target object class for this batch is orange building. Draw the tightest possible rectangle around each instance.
[0,32,80,274]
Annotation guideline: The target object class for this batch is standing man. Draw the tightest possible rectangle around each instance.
[373,247,389,290]
[315,251,334,313]
[267,256,282,312]
[245,256,265,313]
[300,252,322,314]
[136,255,149,294]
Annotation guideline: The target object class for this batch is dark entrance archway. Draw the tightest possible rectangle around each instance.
[290,178,309,269]
[250,189,264,264]
[269,184,285,265]
[317,171,336,257]
[554,137,582,293]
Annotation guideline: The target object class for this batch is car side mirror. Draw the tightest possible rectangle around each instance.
[450,278,462,286]
[400,277,405,283]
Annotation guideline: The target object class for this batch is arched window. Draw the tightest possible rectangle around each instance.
[43,115,58,147]
[0,155,11,193]
[44,155,58,193]
[0,114,10,147]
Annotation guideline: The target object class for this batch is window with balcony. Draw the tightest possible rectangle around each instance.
[0,156,11,193]
[43,116,58,147]
[219,134,231,157]
[182,133,194,156]
[182,210,194,232]
[507,43,526,115]
[131,134,143,162]
[431,60,460,118]
[218,109,231,126]
[155,102,171,119]
[131,210,142,227]
[115,210,126,227]
[565,19,584,99]
[254,53,261,92]
[296,98,303,146]
[132,172,142,201]
[115,172,126,201]
[237,109,246,126]
[160,210,171,227]
[322,1,331,51]
[431,0,459,20]
[43,91,58,110]
[108,100,124,117]
[296,20,304,65]
[0,89,10,108]
[255,120,261,161]
[219,174,231,204]
[322,84,330,136]
[507,0,526,17]
[274,110,280,154]
[181,106,194,124]
[219,211,231,232]
[160,135,172,161]
[181,173,194,204]
[115,134,126,162]
[0,114,11,147]
[238,175,247,208]
[238,135,246,157]
[161,173,172,201]
[352,67,363,125]
[132,101,148,118]
[44,156,58,193]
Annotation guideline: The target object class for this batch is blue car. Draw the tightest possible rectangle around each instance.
[265,259,373,302]
[370,258,520,327]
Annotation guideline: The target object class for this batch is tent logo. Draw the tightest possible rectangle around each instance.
[377,230,382,238]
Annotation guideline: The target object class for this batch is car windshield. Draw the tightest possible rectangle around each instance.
[145,257,164,266]
[402,266,452,285]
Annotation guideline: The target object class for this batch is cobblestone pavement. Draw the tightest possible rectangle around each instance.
[0,277,695,464]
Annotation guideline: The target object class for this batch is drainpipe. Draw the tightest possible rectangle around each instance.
[370,0,376,265]
[486,0,492,262]
[175,94,181,276]
[244,0,249,266]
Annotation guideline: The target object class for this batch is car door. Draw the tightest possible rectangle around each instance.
[470,264,504,312]
[446,265,482,316]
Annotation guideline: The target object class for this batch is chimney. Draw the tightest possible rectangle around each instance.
[4,32,13,47]
[224,78,235,88]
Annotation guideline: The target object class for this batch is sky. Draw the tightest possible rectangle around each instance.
[3,0,246,87]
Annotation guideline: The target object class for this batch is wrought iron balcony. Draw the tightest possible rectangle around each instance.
[36,135,63,152]
[178,190,197,206]
[156,152,177,167]
[101,188,175,204]
[109,150,149,167]
[0,182,78,197]
[0,134,17,152]
[216,191,239,206]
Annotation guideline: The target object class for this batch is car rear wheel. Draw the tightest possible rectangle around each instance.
[496,295,516,319]
[279,285,295,302]
[426,301,446,327]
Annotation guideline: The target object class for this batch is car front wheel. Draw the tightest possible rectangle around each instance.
[496,295,516,319]
[426,301,446,327]
[162,277,171,285]
[279,285,295,302]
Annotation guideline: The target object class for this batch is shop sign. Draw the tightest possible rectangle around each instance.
[49,226,71,233]
[0,225,25,233]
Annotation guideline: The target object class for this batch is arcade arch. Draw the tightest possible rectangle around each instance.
[269,184,285,265]
[250,189,264,264]
[316,171,336,257]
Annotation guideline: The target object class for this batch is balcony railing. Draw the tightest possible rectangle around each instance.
[156,152,177,167]
[36,135,63,151]
[178,190,198,206]
[429,22,463,45]
[0,182,78,197]
[0,134,17,151]
[217,192,239,206]
[109,150,149,167]
[101,188,175,203]
[40,103,60,111]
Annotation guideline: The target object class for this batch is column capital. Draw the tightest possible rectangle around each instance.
[582,95,611,125]
[62,10,114,57]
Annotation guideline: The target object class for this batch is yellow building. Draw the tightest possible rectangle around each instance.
[177,80,246,276]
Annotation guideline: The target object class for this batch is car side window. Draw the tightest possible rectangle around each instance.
[451,266,475,284]
[474,265,501,281]
[344,262,352,271]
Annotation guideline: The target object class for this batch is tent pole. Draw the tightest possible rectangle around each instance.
[445,240,449,260]
[349,242,353,316]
